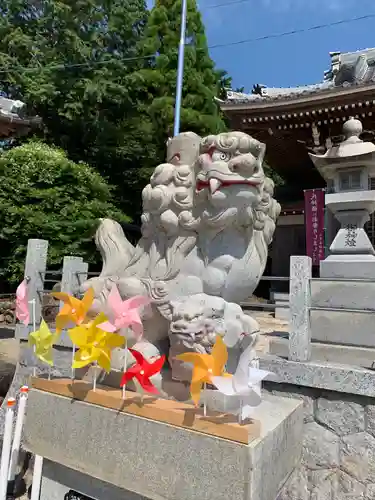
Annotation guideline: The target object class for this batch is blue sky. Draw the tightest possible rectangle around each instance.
[147,0,375,91]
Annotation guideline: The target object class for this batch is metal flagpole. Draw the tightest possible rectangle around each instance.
[173,0,188,137]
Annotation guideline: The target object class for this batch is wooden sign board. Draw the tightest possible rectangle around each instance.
[31,377,260,445]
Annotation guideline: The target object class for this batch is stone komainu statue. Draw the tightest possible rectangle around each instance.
[81,131,280,383]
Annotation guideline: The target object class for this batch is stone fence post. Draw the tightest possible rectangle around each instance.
[60,256,88,299]
[289,256,312,362]
[15,239,48,341]
[56,256,88,347]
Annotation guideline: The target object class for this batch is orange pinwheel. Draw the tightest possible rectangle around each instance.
[52,288,94,333]
[176,336,230,405]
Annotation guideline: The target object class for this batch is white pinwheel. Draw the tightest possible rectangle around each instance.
[211,346,272,421]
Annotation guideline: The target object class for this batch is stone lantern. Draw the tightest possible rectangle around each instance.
[309,117,375,278]
[0,95,41,139]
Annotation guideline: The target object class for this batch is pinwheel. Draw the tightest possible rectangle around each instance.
[176,336,230,413]
[68,312,125,389]
[120,348,165,395]
[16,279,29,326]
[53,287,95,380]
[98,284,150,399]
[98,284,149,338]
[52,287,94,333]
[211,345,272,423]
[28,319,58,368]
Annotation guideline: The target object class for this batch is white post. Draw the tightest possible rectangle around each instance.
[289,256,312,362]
[8,387,29,482]
[59,257,88,377]
[0,398,16,500]
[30,455,43,500]
[60,256,87,310]
[15,239,48,341]
[173,0,188,136]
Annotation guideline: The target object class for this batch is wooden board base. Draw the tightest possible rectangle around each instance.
[30,377,260,445]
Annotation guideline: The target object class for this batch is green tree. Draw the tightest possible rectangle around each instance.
[264,163,285,187]
[0,141,128,284]
[131,0,227,164]
[0,0,152,216]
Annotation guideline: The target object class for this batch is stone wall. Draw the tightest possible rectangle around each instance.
[266,382,375,500]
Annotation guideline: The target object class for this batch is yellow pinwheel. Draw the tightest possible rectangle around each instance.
[176,335,230,405]
[28,320,58,366]
[53,288,94,333]
[68,313,125,372]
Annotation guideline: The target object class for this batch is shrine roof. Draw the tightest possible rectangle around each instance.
[220,48,375,108]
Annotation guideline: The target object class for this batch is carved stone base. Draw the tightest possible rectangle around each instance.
[31,377,261,444]
[24,387,303,500]
[320,254,375,279]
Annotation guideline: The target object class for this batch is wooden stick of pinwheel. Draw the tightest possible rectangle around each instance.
[98,284,149,400]
[176,336,230,416]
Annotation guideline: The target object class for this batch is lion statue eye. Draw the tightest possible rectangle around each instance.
[212,150,231,162]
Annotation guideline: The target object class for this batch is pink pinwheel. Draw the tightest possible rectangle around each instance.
[16,279,29,326]
[98,284,149,338]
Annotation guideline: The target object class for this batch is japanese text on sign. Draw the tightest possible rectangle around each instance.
[345,224,357,247]
[304,189,325,265]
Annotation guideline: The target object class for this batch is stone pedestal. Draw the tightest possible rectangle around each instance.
[320,191,375,279]
[23,388,303,500]
[268,255,375,368]
[328,210,373,255]
[310,196,375,350]
[310,278,375,349]
[307,120,375,355]
[320,255,375,279]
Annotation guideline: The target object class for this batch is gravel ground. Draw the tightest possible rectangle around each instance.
[252,311,289,355]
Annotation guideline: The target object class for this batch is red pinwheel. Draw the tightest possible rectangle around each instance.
[120,348,165,395]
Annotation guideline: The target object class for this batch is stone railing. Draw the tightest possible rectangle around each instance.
[14,238,290,335]
[273,255,375,366]
[15,239,97,345]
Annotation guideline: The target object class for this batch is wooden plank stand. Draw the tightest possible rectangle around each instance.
[31,377,261,445]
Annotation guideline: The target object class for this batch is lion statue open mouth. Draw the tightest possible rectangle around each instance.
[81,131,280,383]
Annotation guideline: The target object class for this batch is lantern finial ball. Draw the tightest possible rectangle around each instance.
[343,117,362,140]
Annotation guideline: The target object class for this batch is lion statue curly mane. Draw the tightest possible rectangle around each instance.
[82,130,280,382]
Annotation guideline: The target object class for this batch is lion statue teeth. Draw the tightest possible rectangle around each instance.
[81,131,280,384]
